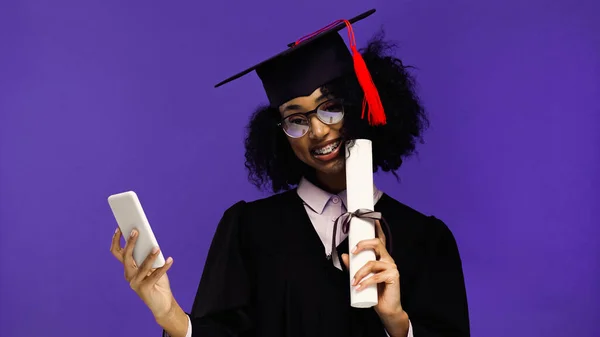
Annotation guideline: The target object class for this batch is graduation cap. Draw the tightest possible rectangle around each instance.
[214,8,386,126]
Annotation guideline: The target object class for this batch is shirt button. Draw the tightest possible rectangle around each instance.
[332,197,339,203]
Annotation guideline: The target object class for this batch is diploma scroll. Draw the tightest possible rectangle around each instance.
[344,139,378,308]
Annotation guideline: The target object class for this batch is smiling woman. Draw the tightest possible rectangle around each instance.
[277,90,347,190]
[110,8,470,337]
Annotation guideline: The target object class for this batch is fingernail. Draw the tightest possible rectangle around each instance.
[152,247,159,254]
[351,277,356,285]
[114,228,119,234]
[351,246,357,254]
[130,230,136,238]
[166,257,173,263]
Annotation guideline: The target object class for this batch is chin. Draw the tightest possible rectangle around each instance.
[311,155,345,176]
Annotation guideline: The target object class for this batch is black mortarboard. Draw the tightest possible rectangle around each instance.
[214,8,387,126]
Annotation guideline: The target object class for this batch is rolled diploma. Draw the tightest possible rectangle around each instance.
[345,139,378,308]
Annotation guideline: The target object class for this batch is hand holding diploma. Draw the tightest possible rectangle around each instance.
[340,219,403,318]
[341,222,409,337]
[343,139,409,335]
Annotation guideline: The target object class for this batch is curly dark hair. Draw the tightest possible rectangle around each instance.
[243,29,429,193]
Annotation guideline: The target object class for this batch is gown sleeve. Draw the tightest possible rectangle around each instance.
[163,200,254,337]
[408,216,471,337]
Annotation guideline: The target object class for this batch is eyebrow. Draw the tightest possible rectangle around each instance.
[283,94,328,113]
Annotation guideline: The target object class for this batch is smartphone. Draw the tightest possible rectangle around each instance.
[107,191,165,269]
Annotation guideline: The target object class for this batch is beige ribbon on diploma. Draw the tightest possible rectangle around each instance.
[331,208,393,271]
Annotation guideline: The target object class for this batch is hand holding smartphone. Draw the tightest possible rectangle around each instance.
[108,191,165,269]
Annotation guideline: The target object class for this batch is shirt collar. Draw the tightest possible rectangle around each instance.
[297,177,383,214]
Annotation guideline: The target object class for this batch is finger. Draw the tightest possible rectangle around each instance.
[110,228,124,263]
[352,238,391,261]
[356,268,399,290]
[142,257,174,288]
[123,230,139,280]
[375,220,386,244]
[341,253,350,270]
[352,238,381,254]
[131,247,161,286]
[123,229,138,265]
[352,260,395,286]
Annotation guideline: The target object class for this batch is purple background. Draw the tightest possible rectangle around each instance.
[1,0,599,336]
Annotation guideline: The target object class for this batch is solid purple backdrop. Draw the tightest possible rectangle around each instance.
[1,0,599,336]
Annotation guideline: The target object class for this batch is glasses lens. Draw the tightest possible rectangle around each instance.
[282,115,309,138]
[280,99,345,138]
[317,99,344,124]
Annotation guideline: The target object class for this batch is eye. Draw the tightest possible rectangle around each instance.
[287,115,308,125]
[319,100,343,112]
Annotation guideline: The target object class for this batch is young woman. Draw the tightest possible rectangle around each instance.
[110,9,470,337]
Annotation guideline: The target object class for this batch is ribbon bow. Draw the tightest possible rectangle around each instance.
[331,208,393,268]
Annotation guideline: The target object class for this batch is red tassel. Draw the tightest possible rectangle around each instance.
[343,20,386,126]
[292,19,387,126]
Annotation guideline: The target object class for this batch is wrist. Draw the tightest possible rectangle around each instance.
[155,299,188,337]
[154,305,180,325]
[379,308,410,337]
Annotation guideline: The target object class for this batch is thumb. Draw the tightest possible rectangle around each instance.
[341,253,350,269]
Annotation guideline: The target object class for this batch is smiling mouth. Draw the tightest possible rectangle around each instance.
[311,139,342,156]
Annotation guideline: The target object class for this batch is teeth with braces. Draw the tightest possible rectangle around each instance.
[313,141,340,155]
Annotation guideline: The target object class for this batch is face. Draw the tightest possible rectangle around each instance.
[279,87,346,177]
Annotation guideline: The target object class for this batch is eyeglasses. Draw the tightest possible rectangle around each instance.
[278,98,345,138]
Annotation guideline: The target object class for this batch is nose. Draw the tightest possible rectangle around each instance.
[308,115,330,140]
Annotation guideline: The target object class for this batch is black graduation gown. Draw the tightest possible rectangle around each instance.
[168,189,470,337]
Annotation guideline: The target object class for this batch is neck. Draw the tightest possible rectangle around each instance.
[314,170,346,194]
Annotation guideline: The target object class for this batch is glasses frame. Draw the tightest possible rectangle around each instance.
[277,98,345,138]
